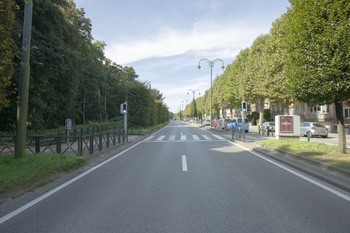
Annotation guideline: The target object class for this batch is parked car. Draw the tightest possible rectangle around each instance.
[300,122,328,138]
[260,122,275,135]
[227,117,249,133]
[202,119,211,126]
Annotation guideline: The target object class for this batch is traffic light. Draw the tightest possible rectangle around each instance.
[242,102,247,112]
[120,102,127,114]
[247,103,251,112]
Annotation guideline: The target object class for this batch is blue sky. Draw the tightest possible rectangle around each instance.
[74,0,290,113]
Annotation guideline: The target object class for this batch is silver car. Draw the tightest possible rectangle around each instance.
[300,122,328,138]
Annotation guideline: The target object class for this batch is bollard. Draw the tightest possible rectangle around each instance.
[307,131,311,141]
[266,128,270,137]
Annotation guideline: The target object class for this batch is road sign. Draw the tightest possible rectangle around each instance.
[222,101,228,108]
[65,118,72,130]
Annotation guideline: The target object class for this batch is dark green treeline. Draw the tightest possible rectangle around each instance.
[0,0,169,132]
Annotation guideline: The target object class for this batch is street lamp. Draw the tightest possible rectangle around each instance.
[197,58,225,127]
[187,89,200,120]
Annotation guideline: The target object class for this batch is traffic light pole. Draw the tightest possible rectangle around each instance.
[124,107,127,142]
[120,102,128,142]
[241,99,246,142]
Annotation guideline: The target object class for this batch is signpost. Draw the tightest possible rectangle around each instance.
[65,118,72,143]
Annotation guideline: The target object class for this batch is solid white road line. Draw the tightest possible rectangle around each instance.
[0,140,144,225]
[182,155,188,171]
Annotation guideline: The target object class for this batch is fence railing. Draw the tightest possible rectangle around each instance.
[0,128,128,156]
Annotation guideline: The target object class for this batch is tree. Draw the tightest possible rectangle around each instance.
[244,34,271,126]
[267,15,293,113]
[284,0,350,153]
[0,0,15,108]
[127,81,154,127]
[230,48,251,116]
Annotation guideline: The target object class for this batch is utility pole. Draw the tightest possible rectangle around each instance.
[15,0,33,158]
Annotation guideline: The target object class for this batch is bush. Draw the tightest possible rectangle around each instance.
[264,109,271,121]
[247,112,259,125]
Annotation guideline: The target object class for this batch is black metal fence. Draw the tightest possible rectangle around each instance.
[0,126,128,156]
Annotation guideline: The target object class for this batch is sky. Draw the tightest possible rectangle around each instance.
[74,0,291,113]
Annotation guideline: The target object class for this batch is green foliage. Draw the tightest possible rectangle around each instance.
[0,0,15,108]
[263,109,271,121]
[284,0,350,105]
[283,0,350,153]
[0,0,169,132]
[247,112,259,125]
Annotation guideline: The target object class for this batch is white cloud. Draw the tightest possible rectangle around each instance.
[105,19,265,65]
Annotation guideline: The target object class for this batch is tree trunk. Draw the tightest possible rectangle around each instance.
[258,98,265,126]
[335,101,346,153]
[284,99,290,115]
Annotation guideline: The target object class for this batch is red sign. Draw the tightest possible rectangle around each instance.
[221,101,228,108]
[280,116,293,133]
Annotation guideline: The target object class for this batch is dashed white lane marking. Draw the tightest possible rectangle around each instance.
[182,155,188,171]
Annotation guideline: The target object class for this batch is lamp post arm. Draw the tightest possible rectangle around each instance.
[197,58,225,127]
[198,58,211,69]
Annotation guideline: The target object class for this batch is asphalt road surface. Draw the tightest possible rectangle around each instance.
[1,121,350,232]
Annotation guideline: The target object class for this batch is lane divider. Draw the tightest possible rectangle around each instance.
[182,155,188,171]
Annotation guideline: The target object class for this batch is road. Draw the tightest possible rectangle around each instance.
[1,121,350,232]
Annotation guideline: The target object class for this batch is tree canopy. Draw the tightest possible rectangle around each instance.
[180,0,349,152]
[0,0,169,131]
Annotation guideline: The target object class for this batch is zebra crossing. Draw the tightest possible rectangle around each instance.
[144,134,226,142]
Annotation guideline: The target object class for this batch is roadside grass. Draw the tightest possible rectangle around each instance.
[0,153,85,194]
[259,140,350,170]
[0,122,167,197]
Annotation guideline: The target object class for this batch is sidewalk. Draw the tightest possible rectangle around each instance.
[207,124,350,193]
